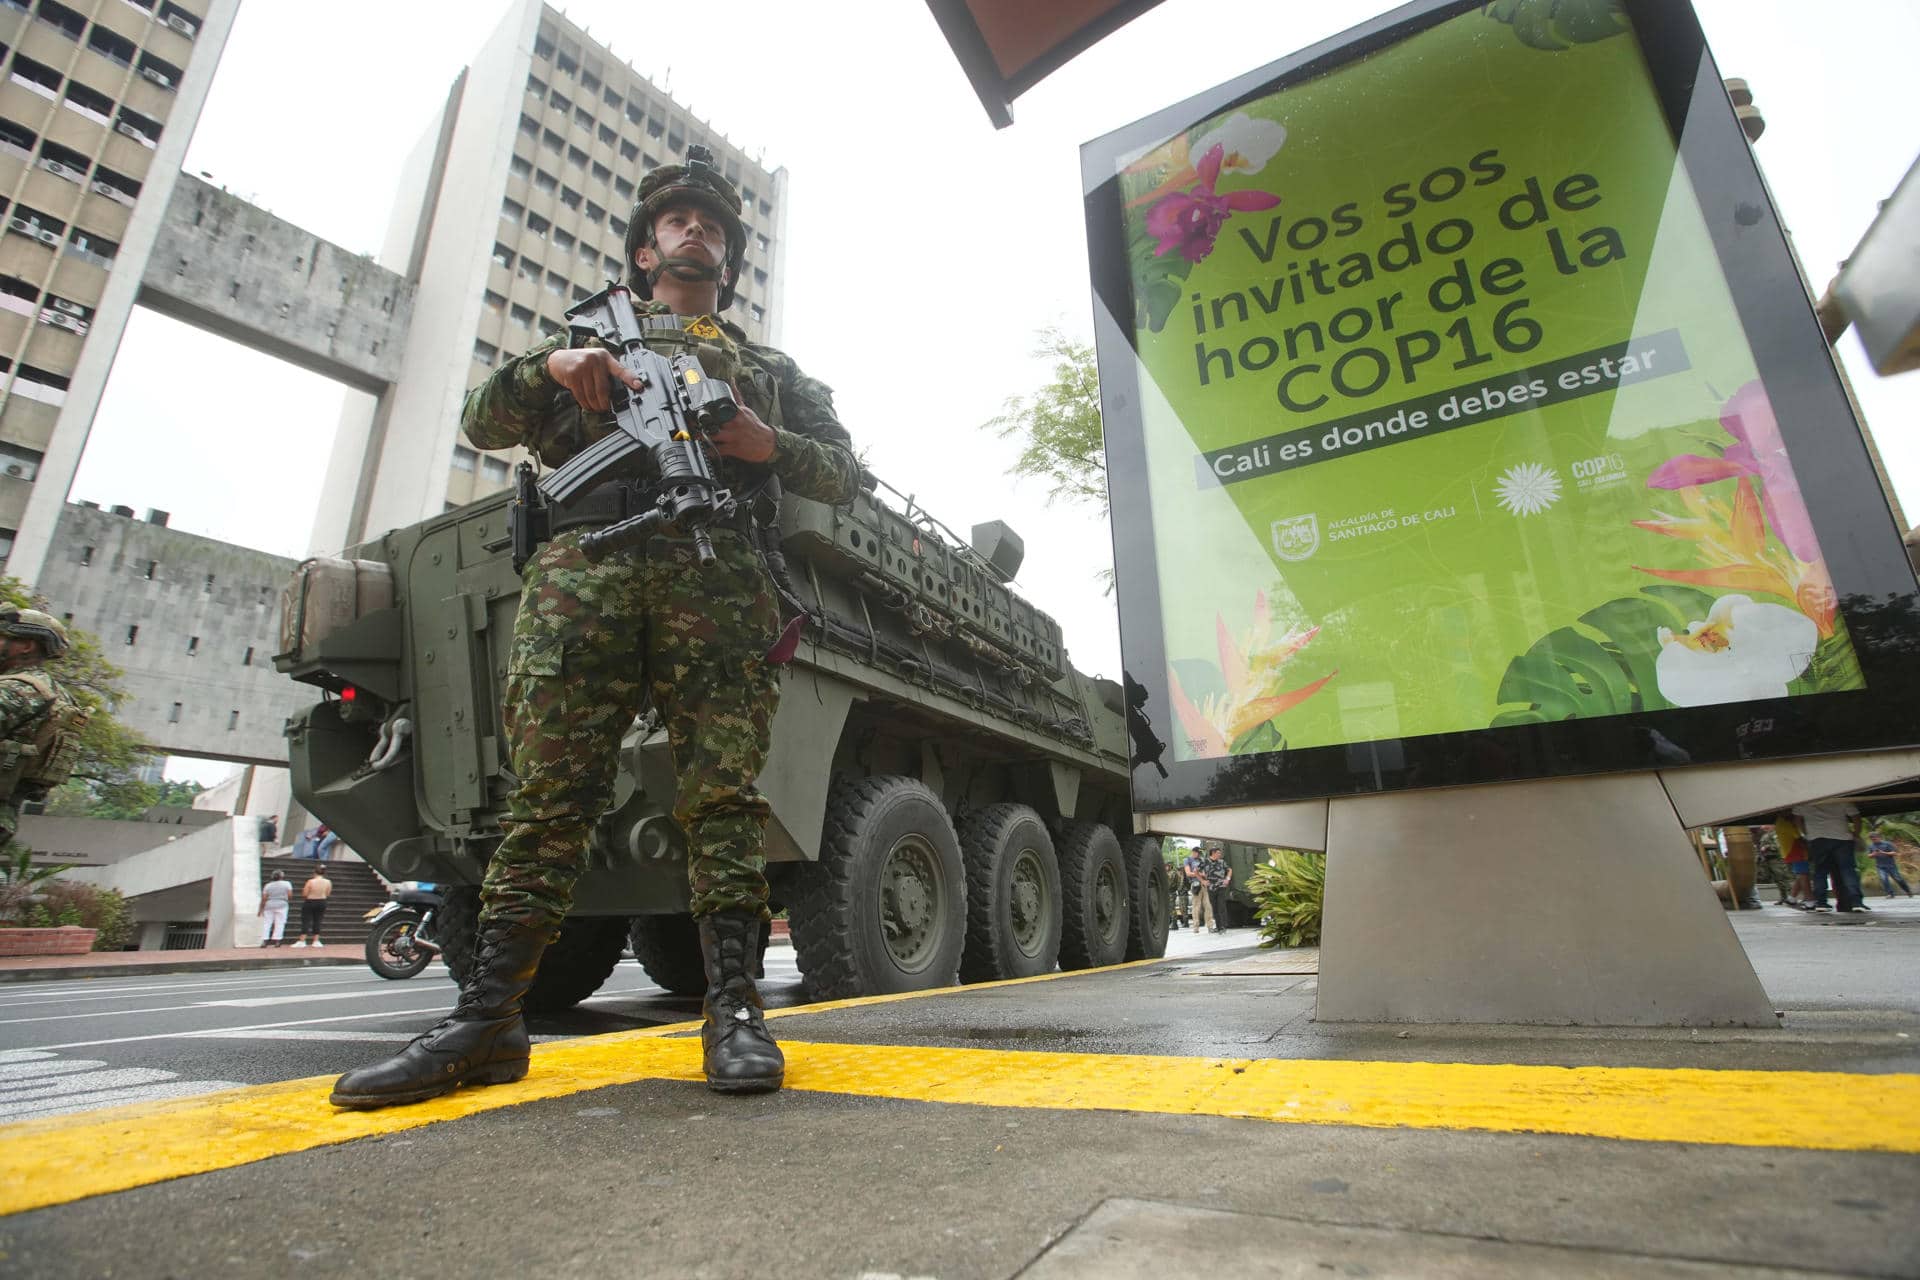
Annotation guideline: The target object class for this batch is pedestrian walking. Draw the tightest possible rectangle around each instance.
[1204,846,1233,932]
[1795,801,1866,914]
[258,871,291,946]
[257,813,278,856]
[294,868,333,947]
[1868,836,1913,898]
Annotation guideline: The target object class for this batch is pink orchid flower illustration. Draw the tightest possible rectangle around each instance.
[1646,380,1818,563]
[1167,592,1335,757]
[1143,144,1281,264]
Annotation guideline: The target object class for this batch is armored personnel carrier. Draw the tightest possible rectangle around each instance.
[278,478,1169,1010]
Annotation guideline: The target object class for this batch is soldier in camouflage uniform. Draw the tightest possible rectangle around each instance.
[333,147,859,1110]
[0,609,77,846]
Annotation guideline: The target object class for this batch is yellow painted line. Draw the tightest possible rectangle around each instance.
[2,954,1916,1216]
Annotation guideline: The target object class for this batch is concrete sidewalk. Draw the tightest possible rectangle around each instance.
[2,909,1915,1277]
[0,942,364,982]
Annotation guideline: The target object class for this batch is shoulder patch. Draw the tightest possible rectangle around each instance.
[685,315,724,340]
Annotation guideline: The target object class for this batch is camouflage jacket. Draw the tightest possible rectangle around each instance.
[461,308,859,507]
[0,667,63,807]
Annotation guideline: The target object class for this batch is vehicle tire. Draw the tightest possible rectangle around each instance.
[524,916,630,1013]
[436,887,482,986]
[629,914,705,996]
[957,803,1061,982]
[1056,821,1129,970]
[1123,836,1172,961]
[789,774,966,1002]
[365,910,433,979]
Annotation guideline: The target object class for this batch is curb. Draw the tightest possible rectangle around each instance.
[0,954,368,983]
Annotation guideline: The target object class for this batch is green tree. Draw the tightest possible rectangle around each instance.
[0,577,154,818]
[985,328,1107,513]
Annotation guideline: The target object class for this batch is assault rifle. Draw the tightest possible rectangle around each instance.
[537,283,739,564]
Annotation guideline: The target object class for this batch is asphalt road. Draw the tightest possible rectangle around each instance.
[0,949,803,1121]
[0,929,1265,1122]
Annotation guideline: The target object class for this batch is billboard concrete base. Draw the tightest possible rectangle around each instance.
[1314,772,1775,1026]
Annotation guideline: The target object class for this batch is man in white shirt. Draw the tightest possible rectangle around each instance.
[1794,801,1865,913]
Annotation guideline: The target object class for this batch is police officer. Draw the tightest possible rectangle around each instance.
[332,148,859,1110]
[0,608,80,846]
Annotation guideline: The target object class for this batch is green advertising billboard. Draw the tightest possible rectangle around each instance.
[1083,0,1920,811]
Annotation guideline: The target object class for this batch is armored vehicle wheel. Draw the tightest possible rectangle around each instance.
[628,914,705,996]
[790,774,966,1001]
[525,916,631,1013]
[1123,836,1171,961]
[957,803,1062,982]
[1056,822,1129,970]
[435,887,482,985]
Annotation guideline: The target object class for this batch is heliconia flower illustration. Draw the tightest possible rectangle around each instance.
[1654,594,1817,707]
[1633,478,1836,637]
[1125,112,1288,208]
[1167,592,1335,756]
[1143,144,1282,264]
[1646,381,1818,563]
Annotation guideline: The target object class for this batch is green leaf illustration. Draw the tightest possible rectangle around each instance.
[1491,584,1715,724]
[1482,0,1627,51]
[1789,617,1866,695]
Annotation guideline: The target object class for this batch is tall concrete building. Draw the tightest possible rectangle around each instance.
[0,0,238,583]
[314,0,790,553]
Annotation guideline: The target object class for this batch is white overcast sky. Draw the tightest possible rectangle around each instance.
[70,0,1920,703]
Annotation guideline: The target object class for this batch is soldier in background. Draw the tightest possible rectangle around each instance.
[0,609,83,847]
[332,148,859,1110]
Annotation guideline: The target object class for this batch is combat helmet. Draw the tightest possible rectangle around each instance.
[0,607,68,657]
[623,143,747,311]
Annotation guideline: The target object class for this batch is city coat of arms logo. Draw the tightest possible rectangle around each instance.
[1271,514,1319,562]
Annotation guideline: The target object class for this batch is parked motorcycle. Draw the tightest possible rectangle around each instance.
[363,883,444,980]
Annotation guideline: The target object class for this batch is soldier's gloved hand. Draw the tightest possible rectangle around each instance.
[548,347,643,413]
[709,401,777,463]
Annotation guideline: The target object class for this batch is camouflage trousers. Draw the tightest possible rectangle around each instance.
[479,527,781,929]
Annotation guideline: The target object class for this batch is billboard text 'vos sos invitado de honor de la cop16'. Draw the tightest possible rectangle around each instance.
[1086,0,1920,810]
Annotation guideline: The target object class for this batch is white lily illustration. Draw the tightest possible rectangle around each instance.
[1192,112,1288,176]
[1653,594,1817,707]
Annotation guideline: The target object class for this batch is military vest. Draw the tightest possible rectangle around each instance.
[0,670,87,801]
[539,311,784,496]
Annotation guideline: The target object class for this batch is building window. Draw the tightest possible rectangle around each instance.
[205,573,215,592]
[517,257,542,283]
[509,154,532,179]
[544,271,566,297]
[473,339,498,366]
[518,113,539,139]
[80,546,93,567]
[619,140,638,164]
[603,255,623,277]
[581,70,602,95]
[9,56,63,101]
[483,289,506,313]
[742,187,756,208]
[500,197,523,225]
[541,129,563,155]
[584,201,604,226]
[482,456,510,484]
[538,316,563,338]
[667,131,684,153]
[603,87,623,111]
[574,106,593,131]
[591,162,612,187]
[534,35,554,60]
[37,1,88,41]
[549,90,571,114]
[627,103,644,126]
[555,52,577,77]
[168,702,181,723]
[554,228,576,252]
[227,710,239,731]
[754,268,767,287]
[567,146,589,170]
[597,124,616,148]
[242,646,254,666]
[136,53,182,92]
[527,74,547,97]
[526,211,551,238]
[613,176,634,200]
[608,214,627,239]
[187,636,198,656]
[534,168,557,193]
[559,186,581,211]
[510,303,533,328]
[144,559,157,580]
[451,446,477,473]
[125,625,138,645]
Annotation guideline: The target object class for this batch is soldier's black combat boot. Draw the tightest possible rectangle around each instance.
[698,910,785,1094]
[329,919,550,1109]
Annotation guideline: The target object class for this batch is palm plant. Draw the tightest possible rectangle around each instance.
[0,844,76,924]
[1249,848,1326,949]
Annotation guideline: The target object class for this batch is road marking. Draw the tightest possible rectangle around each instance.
[0,1053,241,1123]
[28,1003,464,1051]
[188,1030,420,1043]
[0,983,456,1026]
[2,947,1917,1217]
[0,973,398,1007]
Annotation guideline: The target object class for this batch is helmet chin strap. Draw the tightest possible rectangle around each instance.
[648,255,724,286]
